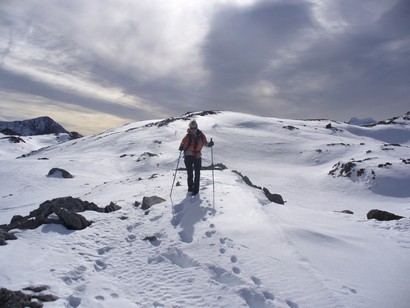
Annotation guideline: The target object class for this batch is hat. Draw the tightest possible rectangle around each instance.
[189,120,198,129]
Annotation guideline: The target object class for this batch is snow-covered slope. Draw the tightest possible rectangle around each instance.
[1,111,409,307]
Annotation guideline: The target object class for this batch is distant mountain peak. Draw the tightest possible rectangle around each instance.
[0,116,70,136]
[347,117,377,126]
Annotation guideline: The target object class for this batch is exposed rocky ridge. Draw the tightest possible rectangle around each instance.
[370,111,410,126]
[128,111,220,131]
[0,286,58,307]
[0,116,83,138]
[0,197,121,244]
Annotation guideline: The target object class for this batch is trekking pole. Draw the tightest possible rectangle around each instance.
[170,150,183,197]
[211,139,215,208]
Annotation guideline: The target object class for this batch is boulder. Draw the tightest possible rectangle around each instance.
[367,209,404,221]
[55,208,91,230]
[141,196,166,211]
[0,286,58,307]
[0,229,17,245]
[105,202,121,213]
[47,168,73,178]
[1,197,121,242]
[263,188,285,205]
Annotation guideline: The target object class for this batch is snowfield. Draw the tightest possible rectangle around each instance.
[1,111,409,307]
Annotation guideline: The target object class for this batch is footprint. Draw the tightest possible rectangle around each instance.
[286,299,299,308]
[126,234,137,242]
[251,276,262,286]
[230,255,238,263]
[219,248,226,254]
[207,265,243,286]
[205,230,216,238]
[263,291,275,301]
[68,295,82,308]
[61,266,87,285]
[95,295,105,301]
[94,260,107,272]
[239,287,272,307]
[97,246,114,255]
[232,267,241,275]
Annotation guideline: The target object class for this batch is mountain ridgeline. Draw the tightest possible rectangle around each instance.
[0,116,82,139]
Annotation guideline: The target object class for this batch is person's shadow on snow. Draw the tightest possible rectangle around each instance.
[171,196,213,243]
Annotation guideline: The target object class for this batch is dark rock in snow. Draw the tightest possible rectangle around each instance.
[47,168,73,178]
[0,197,121,242]
[335,210,354,215]
[0,229,17,245]
[2,135,25,143]
[0,128,19,135]
[141,196,166,211]
[105,202,121,213]
[0,286,58,307]
[263,188,285,205]
[55,208,91,230]
[232,170,262,189]
[367,209,404,221]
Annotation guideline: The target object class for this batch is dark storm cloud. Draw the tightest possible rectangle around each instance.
[203,1,314,89]
[202,0,410,120]
[1,0,409,133]
[267,0,410,117]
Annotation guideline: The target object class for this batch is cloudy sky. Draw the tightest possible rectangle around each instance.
[1,0,409,134]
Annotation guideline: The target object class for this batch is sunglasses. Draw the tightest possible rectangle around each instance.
[190,127,197,130]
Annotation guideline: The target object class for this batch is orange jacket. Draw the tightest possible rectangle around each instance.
[180,129,208,159]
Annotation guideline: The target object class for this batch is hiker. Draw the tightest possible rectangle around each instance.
[179,120,214,196]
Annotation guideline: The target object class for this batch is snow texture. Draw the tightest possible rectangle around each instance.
[1,111,409,307]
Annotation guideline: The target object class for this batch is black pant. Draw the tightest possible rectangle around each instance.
[184,155,201,194]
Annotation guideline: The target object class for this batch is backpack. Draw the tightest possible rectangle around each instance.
[186,129,203,152]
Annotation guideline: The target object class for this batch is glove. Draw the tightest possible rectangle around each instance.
[179,145,184,151]
[208,140,214,147]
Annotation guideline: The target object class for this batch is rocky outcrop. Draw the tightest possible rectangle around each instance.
[0,286,58,307]
[0,197,121,243]
[0,116,69,136]
[0,229,17,246]
[367,209,404,221]
[135,196,166,211]
[263,188,285,205]
[47,168,74,178]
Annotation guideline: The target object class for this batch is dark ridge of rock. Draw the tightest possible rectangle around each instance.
[0,197,121,242]
[263,188,285,205]
[0,286,58,307]
[127,111,220,131]
[367,209,404,221]
[1,135,26,143]
[232,170,262,190]
[0,116,69,136]
[0,229,17,246]
[1,128,20,135]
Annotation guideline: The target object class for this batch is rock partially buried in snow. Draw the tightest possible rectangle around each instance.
[47,168,73,178]
[141,196,166,211]
[0,197,122,240]
[367,209,404,221]
[263,188,285,205]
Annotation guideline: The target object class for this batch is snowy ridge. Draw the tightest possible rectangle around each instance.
[0,111,409,307]
[0,116,70,136]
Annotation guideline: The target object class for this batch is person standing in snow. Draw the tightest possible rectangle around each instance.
[179,120,214,196]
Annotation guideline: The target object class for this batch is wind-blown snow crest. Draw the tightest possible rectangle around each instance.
[0,111,409,307]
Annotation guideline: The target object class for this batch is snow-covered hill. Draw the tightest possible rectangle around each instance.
[0,116,70,136]
[0,111,409,307]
